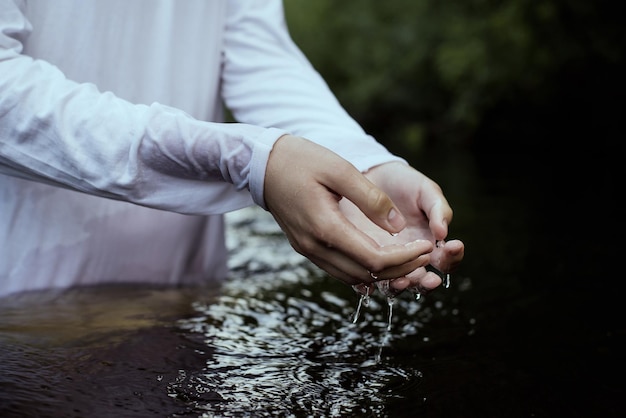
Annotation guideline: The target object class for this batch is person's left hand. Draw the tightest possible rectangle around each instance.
[341,161,465,296]
[263,135,435,288]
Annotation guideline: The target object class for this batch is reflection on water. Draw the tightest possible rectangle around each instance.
[0,285,214,417]
[173,207,474,417]
[0,204,474,417]
[2,146,621,417]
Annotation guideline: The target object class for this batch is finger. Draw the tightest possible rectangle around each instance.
[302,236,433,285]
[305,254,363,286]
[371,251,430,281]
[392,266,443,293]
[287,191,433,268]
[418,180,454,241]
[270,181,432,286]
[321,218,434,278]
[322,165,407,234]
[394,239,464,294]
[429,239,465,273]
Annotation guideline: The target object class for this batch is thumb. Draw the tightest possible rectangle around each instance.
[327,166,407,234]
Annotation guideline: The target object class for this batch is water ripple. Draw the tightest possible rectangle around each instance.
[174,274,427,416]
[168,206,470,417]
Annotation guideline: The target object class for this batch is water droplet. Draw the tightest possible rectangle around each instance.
[443,273,451,289]
[385,297,395,332]
[374,329,391,364]
[407,285,422,301]
[351,293,366,324]
[350,284,372,323]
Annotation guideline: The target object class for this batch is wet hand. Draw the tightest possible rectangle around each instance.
[263,135,434,287]
[343,161,465,295]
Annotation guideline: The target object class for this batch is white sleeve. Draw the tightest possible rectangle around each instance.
[0,1,287,215]
[222,0,406,173]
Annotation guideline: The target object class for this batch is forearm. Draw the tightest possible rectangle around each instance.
[0,2,286,214]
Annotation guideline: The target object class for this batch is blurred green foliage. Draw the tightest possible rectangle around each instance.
[284,0,624,153]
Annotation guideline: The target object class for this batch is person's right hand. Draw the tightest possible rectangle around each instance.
[263,135,434,287]
[341,161,465,296]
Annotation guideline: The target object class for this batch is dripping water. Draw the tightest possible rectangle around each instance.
[351,284,372,324]
[385,296,395,332]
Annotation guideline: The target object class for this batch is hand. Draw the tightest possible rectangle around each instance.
[341,161,465,294]
[263,135,434,287]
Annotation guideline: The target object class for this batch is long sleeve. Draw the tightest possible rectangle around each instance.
[0,0,406,296]
[222,0,406,173]
[0,0,287,215]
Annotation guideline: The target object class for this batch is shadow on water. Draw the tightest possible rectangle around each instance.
[0,145,623,417]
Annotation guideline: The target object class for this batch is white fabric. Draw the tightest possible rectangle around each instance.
[0,0,403,297]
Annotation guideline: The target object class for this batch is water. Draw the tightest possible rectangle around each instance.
[0,146,623,417]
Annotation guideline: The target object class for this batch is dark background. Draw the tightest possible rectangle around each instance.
[284,0,624,157]
[283,0,624,306]
[285,1,624,416]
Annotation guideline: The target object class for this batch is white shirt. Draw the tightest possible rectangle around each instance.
[0,0,403,297]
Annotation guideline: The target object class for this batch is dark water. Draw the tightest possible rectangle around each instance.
[0,146,623,417]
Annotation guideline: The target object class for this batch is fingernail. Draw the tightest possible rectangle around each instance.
[387,208,405,231]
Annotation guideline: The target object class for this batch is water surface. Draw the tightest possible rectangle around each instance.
[0,146,622,417]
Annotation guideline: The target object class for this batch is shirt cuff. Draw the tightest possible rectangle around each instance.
[247,127,288,210]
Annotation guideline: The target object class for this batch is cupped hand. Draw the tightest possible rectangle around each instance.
[263,135,434,287]
[344,161,465,295]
